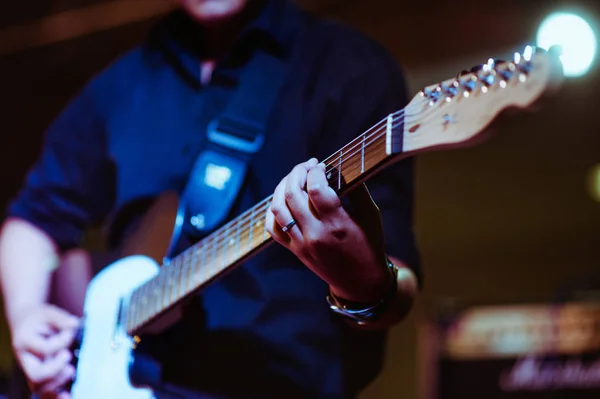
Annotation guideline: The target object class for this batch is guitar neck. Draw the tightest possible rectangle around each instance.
[124,45,562,335]
[125,112,404,335]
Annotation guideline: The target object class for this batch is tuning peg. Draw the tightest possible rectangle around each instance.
[440,80,460,102]
[513,47,534,75]
[469,63,495,87]
[459,75,478,92]
[495,63,516,82]
[442,80,460,96]
[523,45,535,61]
[513,51,522,65]
[421,86,442,103]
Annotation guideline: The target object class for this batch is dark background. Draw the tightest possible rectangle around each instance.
[0,1,599,397]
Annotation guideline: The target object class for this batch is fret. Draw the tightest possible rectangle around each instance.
[229,224,237,265]
[161,265,170,310]
[174,253,185,302]
[262,205,268,241]
[187,247,197,294]
[235,219,241,260]
[189,249,196,292]
[169,257,178,304]
[149,274,157,319]
[198,243,206,286]
[386,114,393,155]
[162,265,171,311]
[186,249,195,296]
[223,227,232,268]
[337,149,342,191]
[361,132,365,173]
[160,266,171,310]
[157,270,166,315]
[177,252,187,300]
[168,261,177,305]
[155,271,163,315]
[249,207,255,252]
[210,235,217,275]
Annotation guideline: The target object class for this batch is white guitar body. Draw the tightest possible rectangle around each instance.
[70,255,159,399]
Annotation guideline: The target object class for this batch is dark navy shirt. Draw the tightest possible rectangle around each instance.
[8,1,420,398]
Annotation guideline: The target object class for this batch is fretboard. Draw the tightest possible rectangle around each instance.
[125,111,404,335]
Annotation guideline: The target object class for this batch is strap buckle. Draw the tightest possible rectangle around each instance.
[207,119,265,154]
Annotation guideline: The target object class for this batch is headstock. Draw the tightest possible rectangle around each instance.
[399,46,563,154]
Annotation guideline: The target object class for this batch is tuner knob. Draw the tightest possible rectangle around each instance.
[442,81,460,97]
[422,86,442,102]
[497,68,514,81]
[522,45,535,61]
[480,73,495,87]
[513,52,522,65]
[469,64,496,86]
[460,75,477,92]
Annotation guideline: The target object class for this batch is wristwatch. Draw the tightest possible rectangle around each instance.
[326,258,398,325]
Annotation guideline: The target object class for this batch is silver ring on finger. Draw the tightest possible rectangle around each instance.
[281,219,296,233]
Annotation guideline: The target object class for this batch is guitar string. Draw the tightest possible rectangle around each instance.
[149,112,397,266]
[132,76,523,326]
[129,111,409,319]
[130,103,437,324]
[175,109,417,256]
[128,135,391,325]
[166,140,389,283]
[127,140,391,329]
[159,116,395,269]
[130,135,394,322]
[178,111,407,251]
[162,103,424,264]
[137,80,496,306]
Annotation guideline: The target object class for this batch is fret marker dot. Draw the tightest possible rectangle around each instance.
[229,238,235,246]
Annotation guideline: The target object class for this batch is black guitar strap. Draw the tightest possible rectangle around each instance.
[165,49,288,258]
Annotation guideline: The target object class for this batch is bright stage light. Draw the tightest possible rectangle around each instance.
[536,12,597,78]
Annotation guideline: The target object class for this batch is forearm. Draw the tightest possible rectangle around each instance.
[0,217,58,328]
[331,255,419,331]
[50,249,92,317]
[354,255,418,330]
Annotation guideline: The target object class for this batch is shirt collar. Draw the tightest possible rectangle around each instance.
[146,0,298,88]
